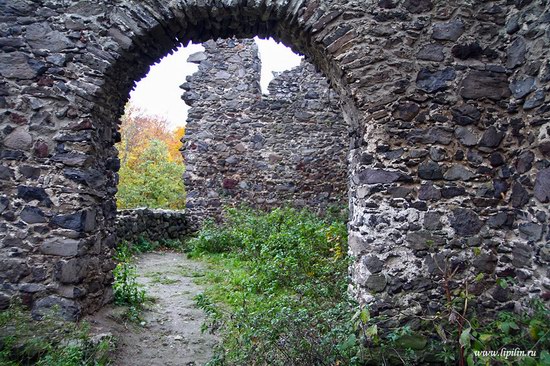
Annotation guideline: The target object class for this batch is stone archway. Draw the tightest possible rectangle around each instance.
[1,0,549,327]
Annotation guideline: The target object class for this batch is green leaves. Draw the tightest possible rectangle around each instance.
[352,307,370,331]
[0,303,113,365]
[498,320,519,334]
[189,207,348,294]
[112,242,147,323]
[366,325,378,340]
[452,303,550,366]
[361,308,371,324]
[497,278,509,289]
[460,327,472,348]
[474,273,485,282]
[117,139,186,210]
[192,206,359,366]
[191,207,550,366]
[338,334,357,352]
[478,333,493,342]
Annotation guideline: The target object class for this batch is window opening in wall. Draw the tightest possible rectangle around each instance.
[255,37,302,94]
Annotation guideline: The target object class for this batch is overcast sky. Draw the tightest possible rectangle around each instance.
[128,37,303,130]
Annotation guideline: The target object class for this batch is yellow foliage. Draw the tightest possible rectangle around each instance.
[167,126,185,162]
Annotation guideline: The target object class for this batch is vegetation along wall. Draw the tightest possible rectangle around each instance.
[181,38,348,224]
[0,0,549,339]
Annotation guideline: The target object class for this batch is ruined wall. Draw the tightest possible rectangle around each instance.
[347,2,550,326]
[181,39,348,223]
[116,209,191,244]
[0,0,548,332]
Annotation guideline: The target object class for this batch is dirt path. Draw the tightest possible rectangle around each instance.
[88,252,218,366]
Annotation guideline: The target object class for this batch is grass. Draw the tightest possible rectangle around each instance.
[144,271,181,285]
[0,302,113,366]
[176,265,206,278]
[0,235,184,364]
[187,206,363,366]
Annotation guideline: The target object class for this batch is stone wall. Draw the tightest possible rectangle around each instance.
[0,0,548,331]
[181,39,348,223]
[346,2,550,324]
[116,209,191,244]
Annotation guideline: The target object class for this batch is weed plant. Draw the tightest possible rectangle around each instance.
[112,243,147,324]
[456,302,550,366]
[112,238,185,323]
[189,206,365,365]
[113,243,146,306]
[0,302,112,365]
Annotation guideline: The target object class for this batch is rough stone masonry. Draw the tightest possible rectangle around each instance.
[0,0,549,340]
[116,208,192,244]
[181,38,348,224]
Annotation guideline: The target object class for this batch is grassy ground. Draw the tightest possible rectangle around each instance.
[187,206,366,366]
[2,206,548,366]
[0,303,112,366]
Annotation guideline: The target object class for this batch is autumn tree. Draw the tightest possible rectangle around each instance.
[116,103,186,209]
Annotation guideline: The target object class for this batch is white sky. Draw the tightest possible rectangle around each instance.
[129,37,303,130]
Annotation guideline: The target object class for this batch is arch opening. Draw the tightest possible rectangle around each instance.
[85,1,361,317]
[105,36,352,362]
[112,35,349,225]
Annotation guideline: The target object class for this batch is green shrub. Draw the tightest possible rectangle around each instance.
[131,236,159,253]
[441,298,550,366]
[187,219,242,254]
[159,238,188,251]
[190,206,365,365]
[191,207,550,365]
[116,139,185,209]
